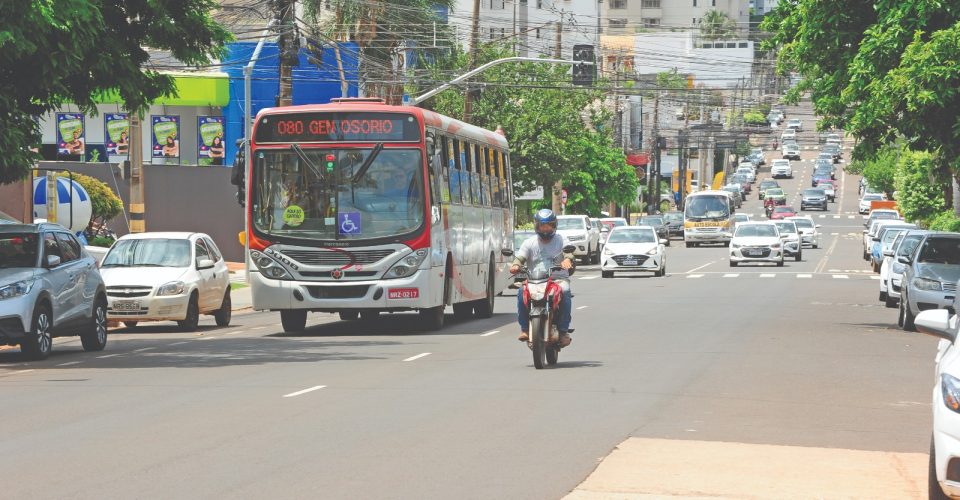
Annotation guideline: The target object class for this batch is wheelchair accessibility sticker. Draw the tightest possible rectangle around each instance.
[339,212,362,235]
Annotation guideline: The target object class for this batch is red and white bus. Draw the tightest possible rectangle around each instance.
[243,98,515,331]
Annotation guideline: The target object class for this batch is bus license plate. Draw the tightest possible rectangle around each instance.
[388,288,419,300]
[113,300,140,312]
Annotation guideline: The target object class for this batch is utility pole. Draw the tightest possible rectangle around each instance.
[276,0,297,107]
[463,0,481,122]
[648,91,659,215]
[551,18,564,215]
[128,113,145,233]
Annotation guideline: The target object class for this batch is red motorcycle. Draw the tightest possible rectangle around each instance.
[503,246,575,369]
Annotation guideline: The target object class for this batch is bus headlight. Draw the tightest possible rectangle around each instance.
[250,250,291,280]
[387,248,429,279]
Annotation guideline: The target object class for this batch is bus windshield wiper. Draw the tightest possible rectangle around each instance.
[291,144,324,182]
[351,143,384,184]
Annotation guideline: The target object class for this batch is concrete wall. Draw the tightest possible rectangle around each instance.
[632,32,753,88]
[39,161,245,262]
[0,180,29,221]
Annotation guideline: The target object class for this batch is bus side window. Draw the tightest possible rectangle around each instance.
[450,137,462,205]
[491,149,501,207]
[439,134,451,204]
[426,133,440,207]
[480,147,491,207]
[470,143,481,206]
[501,152,511,209]
[462,141,474,205]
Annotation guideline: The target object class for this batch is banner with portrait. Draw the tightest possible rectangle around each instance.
[56,113,85,157]
[151,115,180,160]
[104,113,129,156]
[197,116,225,166]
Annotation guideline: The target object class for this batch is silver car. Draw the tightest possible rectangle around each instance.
[0,223,108,359]
[900,232,960,331]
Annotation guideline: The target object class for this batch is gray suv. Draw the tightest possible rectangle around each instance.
[899,232,960,331]
[0,224,108,359]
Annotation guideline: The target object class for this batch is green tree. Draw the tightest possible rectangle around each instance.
[563,131,638,216]
[894,150,944,224]
[699,10,739,40]
[0,1,231,184]
[762,0,960,210]
[60,171,123,232]
[859,144,899,197]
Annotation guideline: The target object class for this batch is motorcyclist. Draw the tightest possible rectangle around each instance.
[764,196,775,218]
[510,209,575,346]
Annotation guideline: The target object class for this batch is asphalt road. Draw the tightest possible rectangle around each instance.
[0,112,940,499]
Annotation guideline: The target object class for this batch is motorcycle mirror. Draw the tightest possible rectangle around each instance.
[501,249,514,257]
[562,245,576,254]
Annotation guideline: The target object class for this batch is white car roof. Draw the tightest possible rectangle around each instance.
[117,231,203,241]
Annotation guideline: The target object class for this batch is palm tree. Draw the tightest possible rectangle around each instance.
[699,10,739,40]
[303,0,457,104]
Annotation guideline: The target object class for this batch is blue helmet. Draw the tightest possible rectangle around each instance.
[534,208,558,240]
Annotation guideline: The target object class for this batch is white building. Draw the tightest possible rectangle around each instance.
[627,32,754,88]
[602,0,750,34]
[452,0,600,59]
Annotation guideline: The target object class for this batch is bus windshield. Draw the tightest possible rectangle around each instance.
[253,148,425,241]
[684,195,731,221]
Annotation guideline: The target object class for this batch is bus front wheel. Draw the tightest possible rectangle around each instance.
[281,310,307,332]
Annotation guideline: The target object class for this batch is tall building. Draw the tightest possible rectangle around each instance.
[451,0,600,59]
[602,0,750,34]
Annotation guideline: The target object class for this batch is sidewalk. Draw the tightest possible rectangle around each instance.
[227,262,253,312]
[564,438,926,499]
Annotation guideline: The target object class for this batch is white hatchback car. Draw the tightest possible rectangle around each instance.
[771,159,793,178]
[100,232,231,331]
[913,299,960,499]
[786,216,821,248]
[600,226,666,278]
[729,222,784,267]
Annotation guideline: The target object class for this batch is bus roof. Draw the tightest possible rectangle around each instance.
[253,99,509,150]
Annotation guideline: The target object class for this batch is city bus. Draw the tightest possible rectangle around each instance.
[683,190,735,247]
[243,98,514,331]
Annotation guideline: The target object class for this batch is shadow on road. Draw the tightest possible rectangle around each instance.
[270,311,514,338]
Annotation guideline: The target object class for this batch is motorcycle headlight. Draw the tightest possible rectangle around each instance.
[387,248,429,279]
[913,277,942,291]
[0,280,33,300]
[250,250,291,280]
[157,281,185,296]
[942,374,960,414]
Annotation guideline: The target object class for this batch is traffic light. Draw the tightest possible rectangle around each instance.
[572,44,595,87]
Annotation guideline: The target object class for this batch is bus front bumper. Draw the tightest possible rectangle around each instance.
[250,268,442,312]
[684,229,732,243]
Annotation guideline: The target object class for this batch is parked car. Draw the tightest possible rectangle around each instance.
[637,215,671,246]
[770,206,797,220]
[782,144,801,160]
[786,216,821,248]
[749,147,766,166]
[859,193,886,214]
[99,232,231,331]
[771,159,794,178]
[601,226,666,278]
[899,232,960,331]
[758,180,780,200]
[881,230,928,308]
[801,188,828,211]
[734,166,756,184]
[663,211,684,239]
[864,209,901,230]
[870,224,916,272]
[772,220,803,261]
[556,215,600,264]
[863,219,906,261]
[729,222,784,267]
[911,297,960,500]
[0,223,108,359]
[510,230,536,288]
[729,175,752,195]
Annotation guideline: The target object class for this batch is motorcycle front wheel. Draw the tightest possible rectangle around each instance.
[546,310,559,366]
[530,316,547,369]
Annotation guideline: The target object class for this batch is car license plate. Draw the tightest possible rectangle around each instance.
[623,259,638,266]
[745,249,761,256]
[387,288,419,300]
[113,300,140,312]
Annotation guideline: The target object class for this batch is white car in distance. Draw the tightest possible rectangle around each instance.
[735,166,756,184]
[771,159,794,179]
[786,216,820,248]
[601,226,666,278]
[787,118,803,131]
[100,232,232,331]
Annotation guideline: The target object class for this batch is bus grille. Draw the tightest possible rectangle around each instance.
[283,249,394,266]
[305,285,370,299]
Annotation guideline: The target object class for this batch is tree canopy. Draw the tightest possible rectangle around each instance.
[0,1,231,184]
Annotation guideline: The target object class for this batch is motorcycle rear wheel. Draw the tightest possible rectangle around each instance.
[530,316,547,369]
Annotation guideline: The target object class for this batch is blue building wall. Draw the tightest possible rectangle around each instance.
[222,41,360,163]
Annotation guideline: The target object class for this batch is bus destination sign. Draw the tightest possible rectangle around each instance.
[255,112,422,143]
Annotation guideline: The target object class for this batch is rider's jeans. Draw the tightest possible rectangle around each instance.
[517,279,572,333]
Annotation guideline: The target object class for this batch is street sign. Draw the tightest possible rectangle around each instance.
[516,186,544,200]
